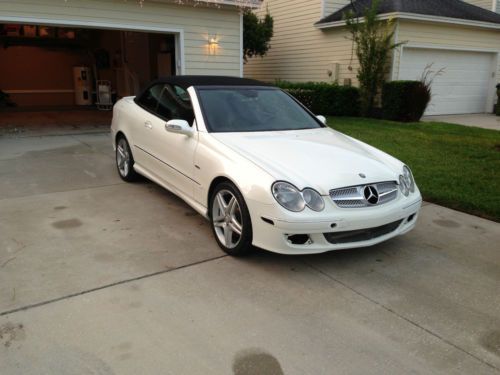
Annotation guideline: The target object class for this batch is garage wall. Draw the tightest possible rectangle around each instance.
[322,0,349,17]
[0,47,90,106]
[465,0,494,10]
[0,0,241,76]
[392,20,500,114]
[244,0,358,84]
[393,20,500,81]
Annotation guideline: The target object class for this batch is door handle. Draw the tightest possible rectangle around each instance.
[144,121,153,129]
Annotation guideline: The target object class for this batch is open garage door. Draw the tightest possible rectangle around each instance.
[399,48,496,115]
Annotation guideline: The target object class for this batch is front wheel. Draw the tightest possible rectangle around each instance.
[210,182,253,256]
[116,136,139,182]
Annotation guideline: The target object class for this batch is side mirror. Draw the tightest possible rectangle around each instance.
[165,119,193,136]
[316,115,327,124]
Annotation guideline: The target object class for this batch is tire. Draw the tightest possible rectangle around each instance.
[210,181,253,256]
[116,136,139,182]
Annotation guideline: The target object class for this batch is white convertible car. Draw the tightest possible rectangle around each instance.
[111,76,421,256]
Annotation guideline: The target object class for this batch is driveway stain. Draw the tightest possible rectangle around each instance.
[233,348,284,375]
[0,323,26,348]
[94,253,115,263]
[52,218,83,229]
[53,206,67,210]
[480,330,500,357]
[433,219,461,228]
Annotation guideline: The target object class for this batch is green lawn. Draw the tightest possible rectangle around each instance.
[327,117,500,222]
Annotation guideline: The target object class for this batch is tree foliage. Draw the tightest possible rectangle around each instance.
[345,0,403,116]
[243,9,273,63]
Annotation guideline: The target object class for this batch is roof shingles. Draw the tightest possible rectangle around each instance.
[316,0,500,25]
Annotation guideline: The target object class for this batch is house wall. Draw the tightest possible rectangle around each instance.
[464,0,494,11]
[322,0,350,18]
[244,0,358,84]
[0,0,241,76]
[393,20,500,81]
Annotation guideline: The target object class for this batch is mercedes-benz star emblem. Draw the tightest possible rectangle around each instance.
[364,185,379,205]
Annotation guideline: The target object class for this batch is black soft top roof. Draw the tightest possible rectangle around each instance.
[149,75,268,90]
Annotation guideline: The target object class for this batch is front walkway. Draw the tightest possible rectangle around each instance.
[422,113,500,131]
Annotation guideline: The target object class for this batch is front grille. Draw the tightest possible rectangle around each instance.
[330,181,398,208]
[323,220,403,244]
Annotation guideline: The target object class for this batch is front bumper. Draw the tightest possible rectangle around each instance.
[249,193,422,255]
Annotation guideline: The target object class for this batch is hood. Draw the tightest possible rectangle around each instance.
[211,128,403,195]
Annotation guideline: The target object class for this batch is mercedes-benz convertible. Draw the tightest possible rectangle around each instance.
[111,76,421,256]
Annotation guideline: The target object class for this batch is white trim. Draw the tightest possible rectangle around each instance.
[0,15,186,76]
[4,89,74,94]
[321,0,327,18]
[404,43,500,53]
[492,0,497,12]
[390,20,399,81]
[240,12,244,77]
[399,45,499,114]
[316,11,500,30]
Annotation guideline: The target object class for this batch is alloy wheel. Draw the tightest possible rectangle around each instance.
[116,138,130,177]
[212,189,243,249]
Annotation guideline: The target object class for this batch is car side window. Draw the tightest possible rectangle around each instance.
[157,84,195,125]
[137,84,163,113]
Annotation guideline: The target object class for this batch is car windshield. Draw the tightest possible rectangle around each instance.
[196,87,323,132]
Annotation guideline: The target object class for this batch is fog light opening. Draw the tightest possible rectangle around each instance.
[407,214,416,223]
[287,234,312,245]
[261,217,275,226]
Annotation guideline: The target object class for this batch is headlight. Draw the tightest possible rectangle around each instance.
[399,165,415,196]
[271,182,325,212]
[399,175,409,196]
[272,182,306,212]
[302,188,325,212]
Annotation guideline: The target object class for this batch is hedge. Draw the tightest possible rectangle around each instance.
[496,84,500,116]
[276,81,360,117]
[382,81,430,122]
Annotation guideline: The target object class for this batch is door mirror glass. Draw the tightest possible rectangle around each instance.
[316,115,327,124]
[165,119,193,136]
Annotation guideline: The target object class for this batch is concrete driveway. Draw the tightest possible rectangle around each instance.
[1,130,499,374]
[422,113,500,131]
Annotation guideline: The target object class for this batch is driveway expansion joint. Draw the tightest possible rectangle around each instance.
[303,261,500,373]
[0,254,228,318]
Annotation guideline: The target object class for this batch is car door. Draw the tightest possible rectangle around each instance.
[146,84,199,198]
[130,84,164,174]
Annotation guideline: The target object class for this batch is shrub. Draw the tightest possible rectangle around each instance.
[276,81,360,116]
[382,81,430,122]
[496,84,500,116]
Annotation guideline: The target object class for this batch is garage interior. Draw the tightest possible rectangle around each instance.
[0,23,177,131]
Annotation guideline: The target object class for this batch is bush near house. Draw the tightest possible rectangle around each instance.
[382,81,431,122]
[277,82,360,116]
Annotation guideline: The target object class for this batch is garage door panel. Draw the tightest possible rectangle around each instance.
[399,48,495,115]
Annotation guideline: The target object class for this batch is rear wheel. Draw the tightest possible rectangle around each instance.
[210,182,253,256]
[116,136,139,182]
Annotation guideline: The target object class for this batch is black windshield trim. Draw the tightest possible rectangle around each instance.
[195,86,326,133]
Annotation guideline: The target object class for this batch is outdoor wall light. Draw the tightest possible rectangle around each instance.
[208,36,219,55]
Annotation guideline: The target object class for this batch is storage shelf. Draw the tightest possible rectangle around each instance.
[0,36,86,49]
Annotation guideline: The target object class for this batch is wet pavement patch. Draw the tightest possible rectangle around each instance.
[52,218,83,229]
[233,349,284,375]
[433,219,461,228]
[481,330,500,357]
[0,322,25,348]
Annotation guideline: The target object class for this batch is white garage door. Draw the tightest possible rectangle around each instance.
[399,48,495,115]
